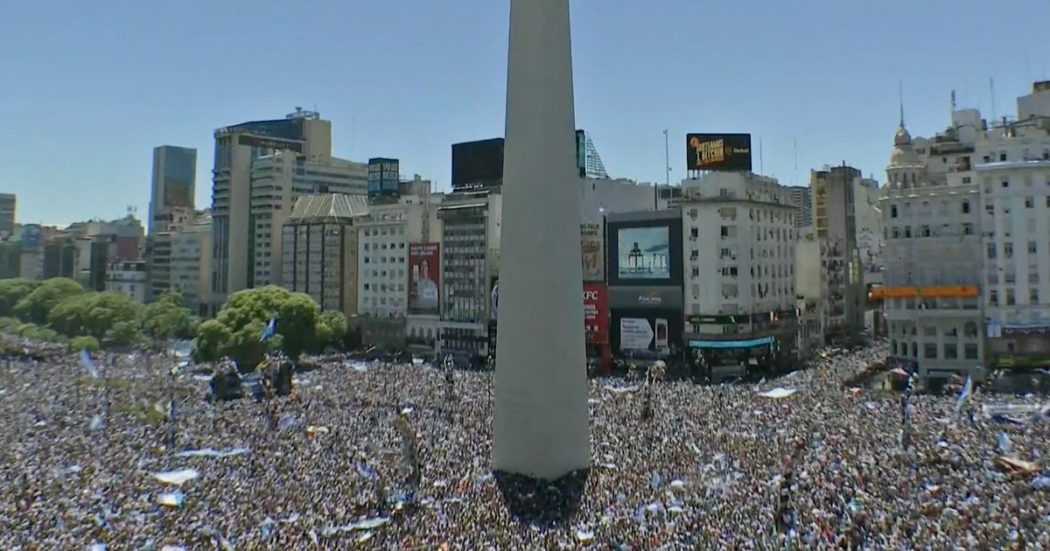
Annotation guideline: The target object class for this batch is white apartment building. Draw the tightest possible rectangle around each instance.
[170,212,211,317]
[250,151,367,288]
[105,260,148,303]
[681,172,799,360]
[880,109,984,378]
[978,81,1050,369]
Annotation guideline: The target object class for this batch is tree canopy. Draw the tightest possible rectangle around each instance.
[0,278,39,317]
[141,291,199,342]
[14,278,84,325]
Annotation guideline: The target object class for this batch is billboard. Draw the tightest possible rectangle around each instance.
[238,135,304,154]
[612,309,683,354]
[686,133,752,172]
[616,226,670,280]
[452,138,505,190]
[581,222,604,282]
[368,158,400,197]
[408,243,440,315]
[583,283,609,345]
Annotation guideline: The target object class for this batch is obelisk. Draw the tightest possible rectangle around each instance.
[493,0,590,480]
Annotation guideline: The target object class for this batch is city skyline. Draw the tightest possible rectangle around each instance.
[3,0,1050,226]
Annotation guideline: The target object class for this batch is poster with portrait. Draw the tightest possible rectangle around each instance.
[408,243,440,315]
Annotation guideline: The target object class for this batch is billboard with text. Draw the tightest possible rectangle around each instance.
[584,283,609,345]
[581,222,604,282]
[408,243,440,315]
[686,133,752,172]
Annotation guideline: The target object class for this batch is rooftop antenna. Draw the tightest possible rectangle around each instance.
[793,138,798,187]
[990,77,997,121]
[898,80,905,128]
[950,89,957,110]
[759,137,764,174]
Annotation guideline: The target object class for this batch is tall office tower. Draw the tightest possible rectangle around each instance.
[493,0,590,481]
[788,186,812,228]
[0,193,16,236]
[210,108,333,314]
[149,146,197,234]
[812,165,865,343]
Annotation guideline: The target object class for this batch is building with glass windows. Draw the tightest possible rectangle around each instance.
[149,146,197,235]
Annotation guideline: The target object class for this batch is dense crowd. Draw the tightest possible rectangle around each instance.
[1,339,1048,549]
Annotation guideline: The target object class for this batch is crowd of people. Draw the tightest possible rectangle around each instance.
[1,337,1048,549]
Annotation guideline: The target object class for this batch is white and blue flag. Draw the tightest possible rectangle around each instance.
[80,347,99,379]
[955,375,973,416]
[259,316,277,343]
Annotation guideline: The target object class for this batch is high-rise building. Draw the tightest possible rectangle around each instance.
[210,108,333,314]
[43,235,78,279]
[249,151,367,288]
[812,165,865,343]
[681,173,799,365]
[0,194,16,236]
[281,194,369,318]
[788,187,812,228]
[171,211,212,316]
[149,146,197,234]
[437,189,502,363]
[146,207,196,301]
[979,81,1050,370]
[575,130,610,179]
[879,103,984,378]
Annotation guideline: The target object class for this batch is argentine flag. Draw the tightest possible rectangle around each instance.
[80,347,99,379]
[259,316,277,343]
[955,375,973,416]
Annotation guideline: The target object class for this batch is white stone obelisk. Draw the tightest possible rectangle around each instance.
[493,0,590,479]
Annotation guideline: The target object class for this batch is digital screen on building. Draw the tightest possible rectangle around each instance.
[607,216,683,287]
[408,243,440,315]
[368,158,400,197]
[686,133,752,172]
[616,227,670,280]
[452,138,504,190]
[611,309,682,353]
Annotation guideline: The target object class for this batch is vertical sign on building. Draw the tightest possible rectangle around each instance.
[583,283,609,345]
[408,243,440,315]
[368,158,401,198]
[581,221,605,282]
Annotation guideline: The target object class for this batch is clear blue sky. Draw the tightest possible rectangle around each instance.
[2,0,1048,226]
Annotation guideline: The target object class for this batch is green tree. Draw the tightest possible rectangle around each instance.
[70,335,100,353]
[316,310,348,351]
[106,320,146,348]
[14,278,83,325]
[193,319,232,363]
[201,286,322,367]
[0,278,39,317]
[48,291,143,339]
[141,291,199,341]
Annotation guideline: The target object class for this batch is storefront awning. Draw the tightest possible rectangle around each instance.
[688,336,774,349]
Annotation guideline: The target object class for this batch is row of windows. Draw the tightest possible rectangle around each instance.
[988,288,1041,306]
[363,242,406,251]
[987,241,1048,259]
[891,340,980,360]
[362,283,406,293]
[363,256,405,264]
[889,200,970,218]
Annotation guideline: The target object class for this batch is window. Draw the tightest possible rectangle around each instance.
[892,227,900,238]
[1026,197,1034,208]
[924,343,938,359]
[1004,243,1013,258]
[911,343,918,358]
[944,343,958,359]
[1006,290,1015,306]
[987,244,997,259]
[904,226,912,238]
[964,322,978,337]
[923,326,937,337]
[1002,180,1009,188]
[1029,241,1038,255]
[961,201,970,214]
[1031,288,1040,304]
[989,290,998,306]
[921,225,931,237]
[964,344,979,360]
[963,223,973,235]
[1000,153,1007,162]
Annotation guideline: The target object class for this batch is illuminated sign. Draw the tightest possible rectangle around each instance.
[869,285,979,299]
[686,133,752,172]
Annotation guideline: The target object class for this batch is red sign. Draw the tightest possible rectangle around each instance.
[583,283,609,345]
[408,243,440,315]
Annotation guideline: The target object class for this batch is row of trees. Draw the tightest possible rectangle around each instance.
[0,278,356,369]
[0,277,199,352]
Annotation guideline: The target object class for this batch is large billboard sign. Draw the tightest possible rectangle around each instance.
[616,226,670,280]
[613,310,681,353]
[452,138,505,190]
[408,243,440,315]
[238,135,304,154]
[686,133,752,172]
[581,222,604,282]
[368,158,401,197]
[583,283,609,345]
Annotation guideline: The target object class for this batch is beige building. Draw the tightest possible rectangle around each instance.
[170,212,212,316]
[210,108,334,314]
[281,194,369,318]
[105,260,148,303]
[146,206,196,302]
[812,165,865,343]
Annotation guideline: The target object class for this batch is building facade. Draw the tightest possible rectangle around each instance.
[210,108,333,314]
[788,186,812,228]
[170,211,212,316]
[105,260,148,303]
[681,173,799,367]
[146,207,196,302]
[149,146,197,234]
[0,193,16,236]
[812,165,865,343]
[281,194,369,318]
[437,190,502,362]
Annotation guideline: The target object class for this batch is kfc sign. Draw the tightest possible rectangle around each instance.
[583,283,609,345]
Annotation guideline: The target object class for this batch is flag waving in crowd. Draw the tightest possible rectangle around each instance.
[80,347,99,379]
[259,316,277,343]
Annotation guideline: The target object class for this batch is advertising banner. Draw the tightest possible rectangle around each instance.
[620,317,654,351]
[368,158,400,197]
[238,135,304,153]
[686,133,752,172]
[617,226,670,280]
[452,138,505,190]
[581,222,604,282]
[583,283,609,345]
[408,243,440,315]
